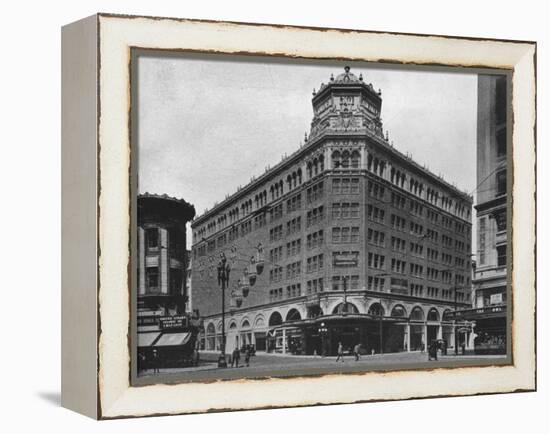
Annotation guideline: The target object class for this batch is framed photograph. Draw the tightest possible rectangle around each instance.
[61,13,536,419]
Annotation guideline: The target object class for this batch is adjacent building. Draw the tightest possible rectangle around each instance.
[136,193,200,370]
[191,67,474,356]
[453,74,508,354]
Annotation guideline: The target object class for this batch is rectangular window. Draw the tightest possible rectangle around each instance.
[332,203,341,219]
[496,170,507,196]
[496,128,507,157]
[146,267,159,292]
[332,178,341,194]
[146,228,159,249]
[479,217,486,265]
[497,244,507,267]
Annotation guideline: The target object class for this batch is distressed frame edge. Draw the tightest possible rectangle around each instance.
[61,13,100,420]
[94,14,536,419]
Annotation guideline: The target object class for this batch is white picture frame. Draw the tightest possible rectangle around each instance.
[61,13,536,419]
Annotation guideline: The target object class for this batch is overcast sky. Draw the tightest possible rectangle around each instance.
[136,53,478,248]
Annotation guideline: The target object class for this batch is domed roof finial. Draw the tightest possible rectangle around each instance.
[359,73,363,81]
[344,65,351,73]
[330,73,334,81]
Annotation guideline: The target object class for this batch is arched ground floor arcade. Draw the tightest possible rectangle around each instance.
[200,294,474,357]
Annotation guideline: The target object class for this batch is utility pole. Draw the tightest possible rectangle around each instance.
[342,276,348,314]
[379,299,383,354]
[217,253,230,368]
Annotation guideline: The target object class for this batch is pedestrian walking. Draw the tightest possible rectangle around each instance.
[244,346,251,367]
[353,343,361,361]
[232,347,240,368]
[335,341,345,362]
[152,349,160,374]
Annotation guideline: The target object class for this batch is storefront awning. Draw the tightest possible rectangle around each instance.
[153,332,191,347]
[138,332,160,347]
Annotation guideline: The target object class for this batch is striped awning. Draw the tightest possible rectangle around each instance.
[153,332,191,347]
[138,332,160,347]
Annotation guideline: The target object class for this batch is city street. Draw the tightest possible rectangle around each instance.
[139,351,508,382]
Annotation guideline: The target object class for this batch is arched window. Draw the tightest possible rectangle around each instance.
[254,315,265,328]
[292,172,297,188]
[297,168,303,184]
[351,150,360,168]
[367,302,385,317]
[287,175,292,190]
[427,308,440,322]
[390,305,407,318]
[332,151,341,169]
[333,302,359,314]
[319,155,324,172]
[410,306,425,321]
[241,319,251,329]
[379,161,386,177]
[313,158,319,176]
[341,151,350,168]
[286,308,302,322]
[268,311,283,326]
[367,154,373,171]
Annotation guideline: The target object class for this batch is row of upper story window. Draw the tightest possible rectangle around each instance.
[195,170,470,241]
[267,247,470,285]
[367,203,470,247]
[195,142,471,239]
[267,275,468,303]
[196,197,470,261]
[194,179,325,240]
[267,230,324,265]
[367,277,469,302]
[368,253,469,284]
[213,187,463,244]
[268,254,325,283]
[196,206,470,262]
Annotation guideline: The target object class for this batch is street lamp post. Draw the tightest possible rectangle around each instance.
[371,272,389,355]
[318,322,328,357]
[217,253,231,368]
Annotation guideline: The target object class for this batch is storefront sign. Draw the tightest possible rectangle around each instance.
[490,293,503,305]
[159,315,188,330]
[333,252,359,267]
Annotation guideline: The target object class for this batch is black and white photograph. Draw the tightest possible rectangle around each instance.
[133,53,510,382]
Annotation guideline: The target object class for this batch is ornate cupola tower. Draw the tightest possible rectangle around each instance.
[309,66,384,141]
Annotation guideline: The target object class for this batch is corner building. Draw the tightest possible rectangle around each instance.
[453,74,508,354]
[137,194,200,369]
[192,67,473,356]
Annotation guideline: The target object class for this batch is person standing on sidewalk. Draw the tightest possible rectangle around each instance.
[353,343,361,361]
[152,349,160,374]
[232,347,240,368]
[244,346,251,367]
[335,342,345,362]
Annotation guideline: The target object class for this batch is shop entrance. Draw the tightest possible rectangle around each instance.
[329,325,360,355]
[427,325,438,345]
